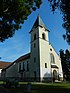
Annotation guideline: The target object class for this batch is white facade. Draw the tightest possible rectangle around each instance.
[2,15,63,82]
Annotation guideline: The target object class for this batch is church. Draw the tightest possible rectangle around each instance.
[2,15,63,82]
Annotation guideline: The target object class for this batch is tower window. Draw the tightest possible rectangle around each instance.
[42,33,46,40]
[34,34,36,40]
[45,63,47,68]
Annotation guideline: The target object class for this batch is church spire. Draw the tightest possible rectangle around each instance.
[37,14,46,28]
[30,15,49,33]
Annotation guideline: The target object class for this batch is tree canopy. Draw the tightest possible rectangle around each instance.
[0,0,42,42]
[48,0,70,44]
[60,49,70,80]
[0,0,70,44]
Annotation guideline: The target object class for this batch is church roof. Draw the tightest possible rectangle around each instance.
[30,15,49,33]
[14,53,30,63]
[0,61,11,69]
[2,53,30,71]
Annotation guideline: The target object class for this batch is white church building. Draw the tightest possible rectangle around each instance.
[2,15,63,82]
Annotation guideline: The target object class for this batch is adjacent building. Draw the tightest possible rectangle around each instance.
[0,61,11,78]
[1,15,63,82]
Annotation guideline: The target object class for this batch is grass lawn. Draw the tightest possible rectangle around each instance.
[0,82,70,93]
[30,83,70,93]
[0,81,4,84]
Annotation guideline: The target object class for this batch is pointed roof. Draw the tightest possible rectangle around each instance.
[30,15,49,33]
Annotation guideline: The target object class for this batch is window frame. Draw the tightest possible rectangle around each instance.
[50,53,55,64]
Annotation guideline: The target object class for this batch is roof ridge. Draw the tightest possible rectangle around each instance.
[30,14,49,33]
[14,52,31,63]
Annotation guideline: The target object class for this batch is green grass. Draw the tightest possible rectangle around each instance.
[0,81,4,84]
[11,82,70,93]
[18,81,28,84]
[30,83,70,93]
[0,82,70,93]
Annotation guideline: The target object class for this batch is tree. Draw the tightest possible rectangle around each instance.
[65,49,70,76]
[0,0,70,44]
[0,0,42,42]
[48,0,70,44]
[60,49,70,80]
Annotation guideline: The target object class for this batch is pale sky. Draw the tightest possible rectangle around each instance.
[0,0,70,62]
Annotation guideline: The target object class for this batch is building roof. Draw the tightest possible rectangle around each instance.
[0,61,11,69]
[2,53,30,71]
[14,53,30,63]
[30,15,49,33]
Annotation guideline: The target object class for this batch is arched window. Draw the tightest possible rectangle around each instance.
[50,53,55,64]
[42,33,46,40]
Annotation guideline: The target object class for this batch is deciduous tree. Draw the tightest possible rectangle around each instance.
[0,0,70,44]
[48,0,70,44]
[0,0,42,42]
[60,49,70,80]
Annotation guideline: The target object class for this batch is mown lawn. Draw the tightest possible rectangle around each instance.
[30,83,70,93]
[0,82,70,93]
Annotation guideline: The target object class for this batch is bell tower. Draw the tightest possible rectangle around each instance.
[30,15,50,81]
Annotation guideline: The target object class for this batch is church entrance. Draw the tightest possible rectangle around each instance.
[53,70,58,81]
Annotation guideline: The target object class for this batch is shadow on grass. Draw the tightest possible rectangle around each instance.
[0,83,70,93]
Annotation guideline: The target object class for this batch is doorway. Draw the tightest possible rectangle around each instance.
[53,70,58,80]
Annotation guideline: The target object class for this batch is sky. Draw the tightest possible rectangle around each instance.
[0,0,70,62]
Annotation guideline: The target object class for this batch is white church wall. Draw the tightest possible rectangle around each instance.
[50,44,63,80]
[38,27,51,81]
